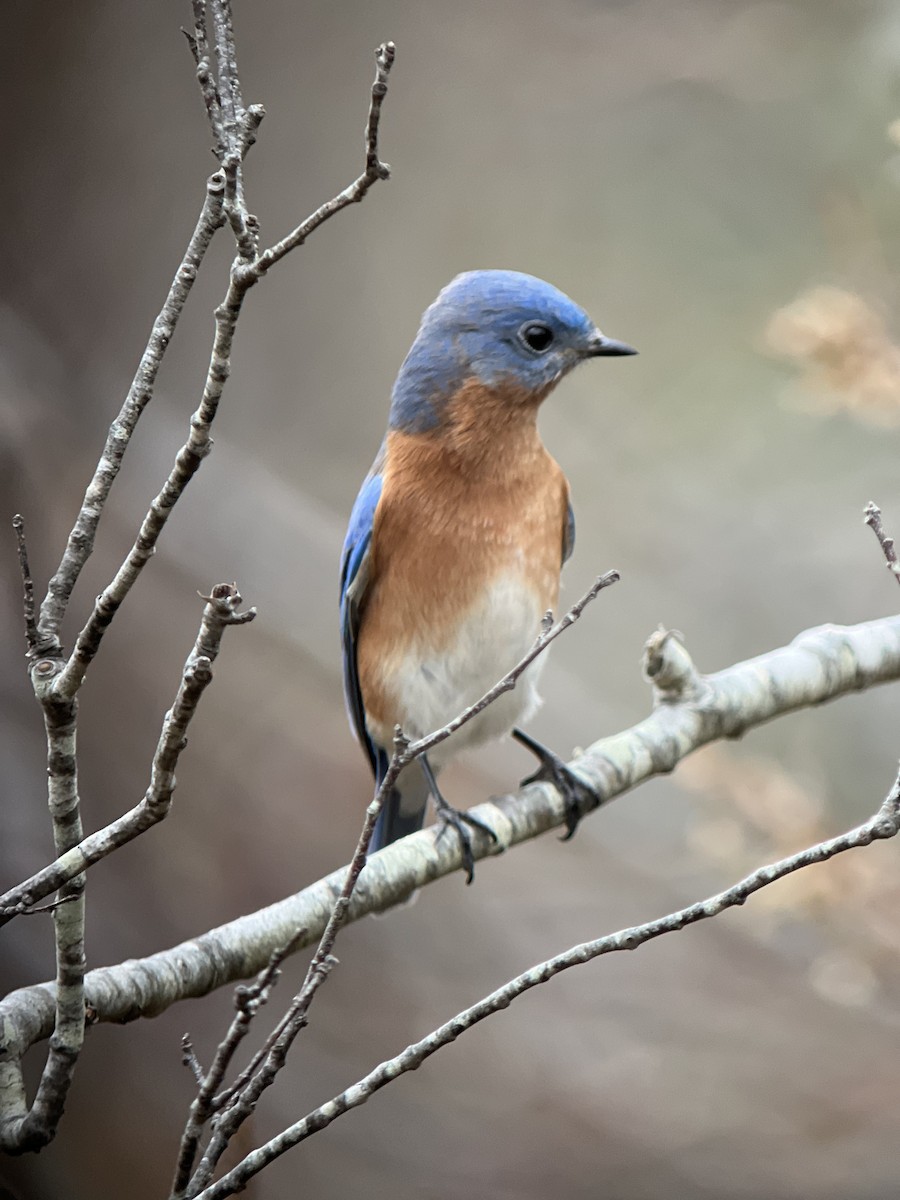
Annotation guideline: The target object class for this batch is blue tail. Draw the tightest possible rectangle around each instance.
[370,755,430,852]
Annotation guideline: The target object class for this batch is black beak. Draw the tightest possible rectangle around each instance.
[587,331,638,357]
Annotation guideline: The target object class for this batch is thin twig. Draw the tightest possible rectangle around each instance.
[0,587,254,1152]
[182,1037,206,1088]
[404,570,619,764]
[171,936,303,1200]
[12,514,37,656]
[3,8,396,1163]
[864,501,900,586]
[51,276,249,702]
[210,0,241,152]
[50,36,392,701]
[0,894,80,919]
[249,42,394,279]
[186,2,222,153]
[194,769,900,1199]
[1,34,399,917]
[35,178,226,655]
[207,1,258,258]
[0,586,255,931]
[5,654,87,1153]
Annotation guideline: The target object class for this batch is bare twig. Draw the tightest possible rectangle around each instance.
[0,895,80,919]
[210,0,241,149]
[4,99,230,1166]
[209,1,259,257]
[2,652,87,1153]
[193,769,900,1200]
[0,586,254,1154]
[183,573,619,1192]
[182,1037,206,1088]
[3,31,397,920]
[12,514,37,656]
[50,34,393,703]
[171,936,303,1200]
[0,587,255,929]
[35,177,226,656]
[185,3,264,165]
[185,3,221,150]
[864,501,900,586]
[248,41,394,279]
[403,570,619,764]
[145,583,256,809]
[51,288,245,702]
[3,8,396,1162]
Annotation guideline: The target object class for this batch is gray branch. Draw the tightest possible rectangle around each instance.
[171,939,298,1200]
[4,140,227,1165]
[249,40,394,278]
[2,12,394,1156]
[34,178,226,656]
[864,500,900,586]
[192,767,900,1199]
[0,586,254,1153]
[0,587,254,930]
[3,613,899,1087]
[12,515,37,655]
[51,269,249,701]
[7,662,86,1155]
[48,31,393,703]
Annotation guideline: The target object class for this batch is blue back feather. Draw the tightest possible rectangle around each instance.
[340,463,384,775]
[340,457,422,847]
[563,498,576,564]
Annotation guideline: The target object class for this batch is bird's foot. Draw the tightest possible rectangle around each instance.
[433,796,498,885]
[420,753,496,884]
[512,728,598,840]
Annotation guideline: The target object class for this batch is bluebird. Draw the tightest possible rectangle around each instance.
[340,270,635,880]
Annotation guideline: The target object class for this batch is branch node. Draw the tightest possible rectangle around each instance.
[182,1034,206,1086]
[12,514,38,656]
[642,627,705,705]
[864,501,900,587]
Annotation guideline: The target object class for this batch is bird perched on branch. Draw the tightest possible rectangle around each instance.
[340,270,635,880]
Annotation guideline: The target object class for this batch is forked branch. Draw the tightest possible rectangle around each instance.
[3,7,395,1157]
[0,585,255,1154]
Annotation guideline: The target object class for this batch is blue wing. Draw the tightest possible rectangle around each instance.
[339,449,432,850]
[340,453,385,778]
[562,495,575,564]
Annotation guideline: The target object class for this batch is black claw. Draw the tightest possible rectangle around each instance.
[435,808,474,884]
[512,728,599,840]
[422,754,497,884]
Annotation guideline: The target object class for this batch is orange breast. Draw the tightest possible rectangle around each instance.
[356,381,569,737]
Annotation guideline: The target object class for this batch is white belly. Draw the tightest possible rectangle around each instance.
[387,575,548,765]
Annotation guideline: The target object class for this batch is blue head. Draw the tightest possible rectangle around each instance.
[389,270,635,433]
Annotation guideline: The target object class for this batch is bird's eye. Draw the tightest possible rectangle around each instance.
[519,322,555,354]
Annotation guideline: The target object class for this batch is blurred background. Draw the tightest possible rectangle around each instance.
[3,1,900,1197]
